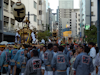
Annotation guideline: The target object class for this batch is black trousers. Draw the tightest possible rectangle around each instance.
[16,68,21,75]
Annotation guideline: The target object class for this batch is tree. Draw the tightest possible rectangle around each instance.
[84,25,97,43]
[37,30,52,42]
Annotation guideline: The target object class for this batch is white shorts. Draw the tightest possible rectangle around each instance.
[41,66,45,70]
[44,71,53,75]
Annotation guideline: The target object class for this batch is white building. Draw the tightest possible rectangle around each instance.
[3,0,16,41]
[37,0,46,31]
[80,0,91,27]
[46,8,53,31]
[71,10,80,38]
[15,0,46,31]
[59,0,74,9]
[15,0,38,31]
[91,0,97,26]
[58,0,74,37]
[76,11,80,36]
[52,13,58,31]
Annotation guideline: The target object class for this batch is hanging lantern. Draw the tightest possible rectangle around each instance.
[13,2,26,22]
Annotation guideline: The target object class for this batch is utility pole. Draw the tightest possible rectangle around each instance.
[9,0,11,31]
[97,0,100,50]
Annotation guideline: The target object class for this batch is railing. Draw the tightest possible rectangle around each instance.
[3,26,9,32]
[3,26,15,33]
[3,8,8,12]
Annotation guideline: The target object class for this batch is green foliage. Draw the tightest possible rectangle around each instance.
[84,25,97,43]
[37,30,52,42]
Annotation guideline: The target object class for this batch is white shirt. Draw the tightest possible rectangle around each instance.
[53,52,57,56]
[90,47,96,65]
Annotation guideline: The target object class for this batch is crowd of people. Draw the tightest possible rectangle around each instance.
[0,42,99,75]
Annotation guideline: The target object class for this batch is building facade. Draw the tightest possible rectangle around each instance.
[0,0,16,42]
[15,0,47,31]
[59,9,79,38]
[46,0,49,12]
[80,0,91,27]
[15,0,38,31]
[37,0,46,31]
[58,0,74,37]
[46,8,52,31]
[59,0,74,9]
[91,0,97,26]
[76,11,81,36]
[52,13,58,31]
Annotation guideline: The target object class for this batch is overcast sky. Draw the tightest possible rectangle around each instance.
[48,0,80,13]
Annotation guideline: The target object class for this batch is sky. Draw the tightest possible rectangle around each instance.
[48,0,80,13]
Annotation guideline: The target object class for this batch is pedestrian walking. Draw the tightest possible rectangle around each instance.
[88,42,96,75]
[44,43,53,75]
[24,50,41,75]
[51,46,69,75]
[73,46,94,75]
[0,44,9,75]
[39,46,47,75]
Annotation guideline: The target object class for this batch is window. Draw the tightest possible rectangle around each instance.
[39,10,42,15]
[11,7,13,11]
[0,9,2,20]
[39,0,42,5]
[78,28,80,30]
[34,15,37,22]
[34,1,37,9]
[91,2,93,6]
[91,12,94,15]
[0,1,2,7]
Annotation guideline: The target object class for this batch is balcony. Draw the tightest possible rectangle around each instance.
[11,19,15,25]
[3,26,15,33]
[11,1,15,7]
[4,16,9,23]
[3,26,9,32]
[3,8,8,12]
[4,0,9,4]
[38,20,42,25]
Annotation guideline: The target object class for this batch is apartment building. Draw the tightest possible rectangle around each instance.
[91,0,97,26]
[15,0,38,31]
[59,0,74,9]
[15,0,47,31]
[80,0,91,27]
[76,11,81,36]
[46,8,52,31]
[58,0,74,37]
[52,13,58,31]
[0,0,16,42]
[37,0,46,31]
